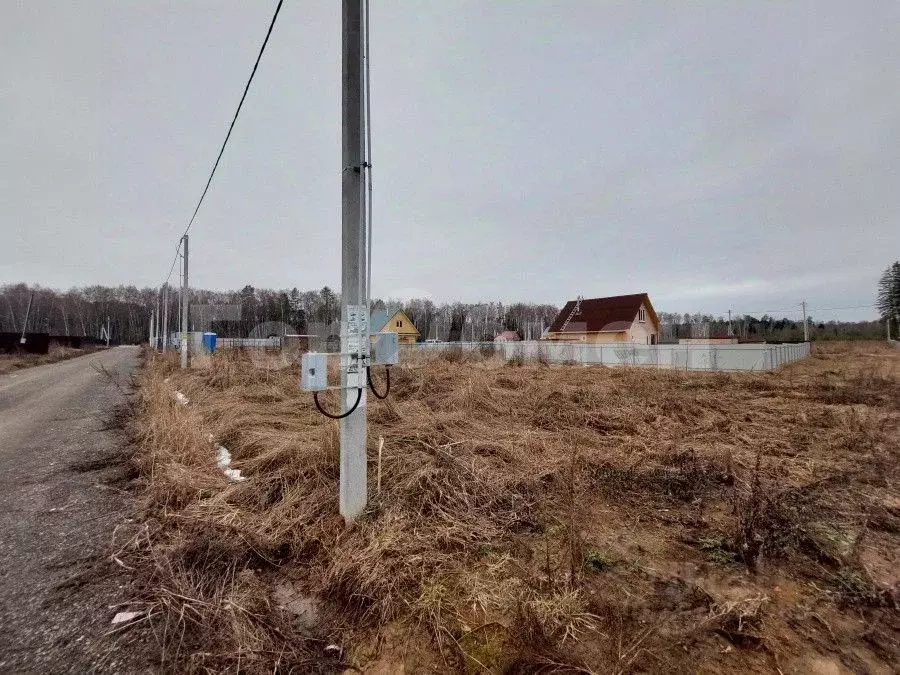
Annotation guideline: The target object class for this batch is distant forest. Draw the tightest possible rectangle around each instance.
[0,283,887,345]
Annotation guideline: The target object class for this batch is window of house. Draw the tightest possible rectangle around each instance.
[396,320,402,328]
[638,307,646,323]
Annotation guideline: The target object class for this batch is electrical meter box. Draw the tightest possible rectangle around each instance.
[300,352,328,391]
[373,332,399,366]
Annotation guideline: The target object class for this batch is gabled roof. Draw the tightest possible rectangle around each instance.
[370,309,390,333]
[370,308,419,335]
[548,293,657,333]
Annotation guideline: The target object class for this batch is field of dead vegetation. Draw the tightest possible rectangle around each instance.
[0,345,101,375]
[122,341,899,673]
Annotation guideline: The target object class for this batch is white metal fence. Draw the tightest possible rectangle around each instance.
[166,333,283,350]
[403,340,811,372]
[216,336,283,349]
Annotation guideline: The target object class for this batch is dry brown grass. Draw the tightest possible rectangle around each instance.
[0,345,99,375]
[123,341,900,673]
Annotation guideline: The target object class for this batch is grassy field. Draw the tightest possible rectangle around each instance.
[0,345,101,376]
[124,341,899,673]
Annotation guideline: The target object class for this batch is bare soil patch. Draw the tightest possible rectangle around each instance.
[125,341,899,672]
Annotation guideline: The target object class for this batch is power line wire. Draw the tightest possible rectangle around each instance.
[807,304,876,312]
[164,243,182,286]
[160,0,285,291]
[664,304,877,320]
[178,0,284,243]
[364,0,373,307]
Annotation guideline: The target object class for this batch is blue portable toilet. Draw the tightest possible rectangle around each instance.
[202,332,217,353]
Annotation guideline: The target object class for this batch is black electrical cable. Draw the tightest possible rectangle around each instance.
[313,388,362,419]
[183,0,284,241]
[159,0,284,290]
[367,365,390,399]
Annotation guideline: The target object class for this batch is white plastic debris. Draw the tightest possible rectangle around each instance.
[216,445,246,482]
[223,468,245,481]
[216,445,231,469]
[111,611,141,625]
[174,391,189,405]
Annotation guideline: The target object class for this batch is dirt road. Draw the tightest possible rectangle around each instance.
[0,346,145,673]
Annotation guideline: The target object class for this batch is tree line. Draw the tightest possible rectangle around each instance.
[656,312,884,343]
[877,261,900,338]
[0,281,890,345]
[0,283,559,344]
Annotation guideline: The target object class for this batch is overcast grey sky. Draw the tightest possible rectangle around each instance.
[2,1,898,321]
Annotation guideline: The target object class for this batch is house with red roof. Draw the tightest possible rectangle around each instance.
[542,293,659,345]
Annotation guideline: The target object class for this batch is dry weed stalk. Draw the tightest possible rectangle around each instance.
[122,342,900,671]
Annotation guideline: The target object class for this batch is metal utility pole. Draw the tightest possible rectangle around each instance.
[20,291,34,344]
[727,309,733,337]
[801,300,809,342]
[339,0,368,520]
[181,235,190,369]
[162,283,169,351]
[156,291,161,350]
[178,257,184,348]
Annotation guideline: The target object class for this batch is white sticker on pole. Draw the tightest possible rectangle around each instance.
[346,305,369,358]
[346,305,369,386]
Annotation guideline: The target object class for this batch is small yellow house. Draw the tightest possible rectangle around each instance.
[543,293,660,344]
[370,309,420,345]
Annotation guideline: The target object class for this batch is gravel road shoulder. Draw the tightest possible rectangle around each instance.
[0,346,152,673]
